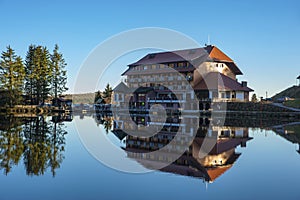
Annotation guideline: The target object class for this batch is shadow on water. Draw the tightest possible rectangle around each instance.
[0,114,72,176]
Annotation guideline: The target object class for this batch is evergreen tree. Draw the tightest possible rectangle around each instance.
[103,83,112,103]
[24,45,52,105]
[94,90,103,103]
[251,93,258,102]
[0,46,25,106]
[24,45,36,104]
[39,46,51,104]
[50,44,68,102]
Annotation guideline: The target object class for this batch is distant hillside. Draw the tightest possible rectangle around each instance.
[272,85,300,99]
[64,93,95,104]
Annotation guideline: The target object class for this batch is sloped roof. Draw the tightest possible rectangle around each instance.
[113,82,130,93]
[204,45,233,62]
[194,72,254,92]
[297,75,300,79]
[111,130,127,140]
[133,86,154,94]
[128,48,209,66]
[123,45,242,75]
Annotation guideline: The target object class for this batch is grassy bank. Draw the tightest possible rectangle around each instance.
[284,99,300,109]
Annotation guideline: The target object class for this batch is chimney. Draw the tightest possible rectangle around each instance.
[241,81,247,87]
[241,141,247,148]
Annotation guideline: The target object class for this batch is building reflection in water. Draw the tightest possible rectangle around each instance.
[0,114,72,176]
[105,112,252,183]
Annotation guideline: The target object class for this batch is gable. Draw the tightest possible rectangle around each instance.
[208,46,233,62]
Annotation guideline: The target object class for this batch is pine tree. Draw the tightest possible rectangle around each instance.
[25,45,52,105]
[50,44,67,103]
[0,46,25,106]
[94,90,103,103]
[103,84,112,98]
[251,93,258,102]
[24,45,36,104]
[102,83,112,104]
[39,46,51,104]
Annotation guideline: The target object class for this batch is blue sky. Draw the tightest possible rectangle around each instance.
[0,0,299,98]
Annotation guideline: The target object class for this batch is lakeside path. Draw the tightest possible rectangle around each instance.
[272,103,300,112]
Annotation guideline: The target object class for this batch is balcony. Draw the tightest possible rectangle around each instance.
[147,97,185,103]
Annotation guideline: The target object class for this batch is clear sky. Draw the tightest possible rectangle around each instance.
[0,0,299,98]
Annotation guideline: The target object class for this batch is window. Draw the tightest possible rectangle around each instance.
[168,63,174,68]
[221,92,225,98]
[149,54,156,59]
[178,62,184,67]
[185,62,190,68]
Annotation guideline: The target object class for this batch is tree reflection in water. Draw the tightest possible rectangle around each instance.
[0,115,69,176]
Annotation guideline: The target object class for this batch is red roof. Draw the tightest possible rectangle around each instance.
[205,45,233,62]
[123,46,243,76]
[194,72,253,92]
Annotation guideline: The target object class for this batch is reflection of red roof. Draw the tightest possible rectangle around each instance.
[194,72,253,92]
[207,165,232,182]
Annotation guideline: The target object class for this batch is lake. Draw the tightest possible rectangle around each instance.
[0,113,300,200]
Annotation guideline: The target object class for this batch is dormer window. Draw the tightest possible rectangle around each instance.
[149,54,156,59]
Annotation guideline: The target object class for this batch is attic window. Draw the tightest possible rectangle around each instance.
[189,49,196,54]
[149,54,156,59]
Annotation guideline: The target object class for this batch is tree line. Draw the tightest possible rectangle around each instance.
[0,45,67,106]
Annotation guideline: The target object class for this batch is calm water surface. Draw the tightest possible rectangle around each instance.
[0,114,300,200]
